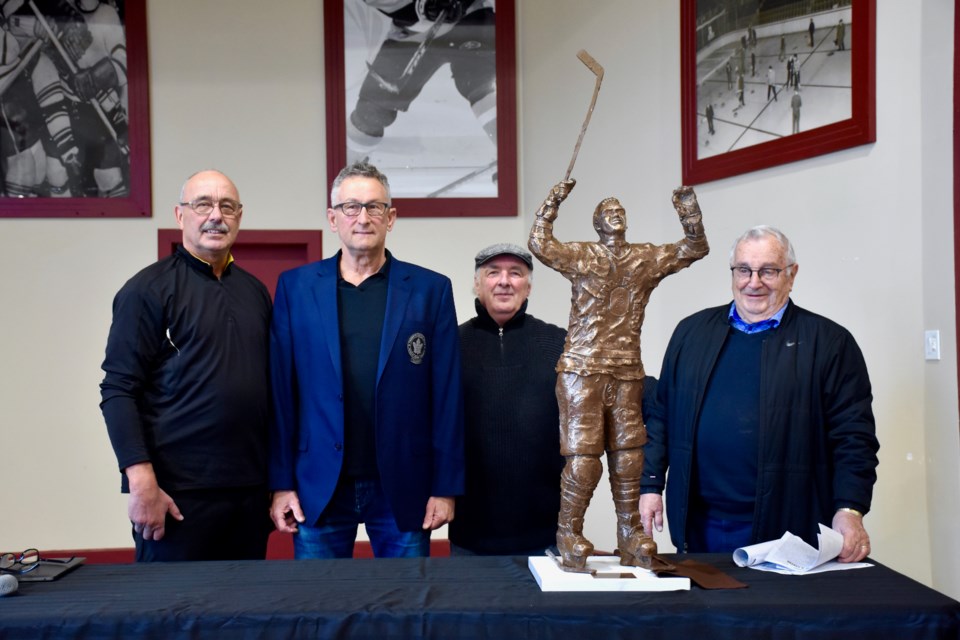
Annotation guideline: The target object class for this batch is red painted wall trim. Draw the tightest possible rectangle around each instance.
[955,4,960,420]
[41,535,450,564]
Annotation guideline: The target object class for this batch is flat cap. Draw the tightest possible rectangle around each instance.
[474,243,533,270]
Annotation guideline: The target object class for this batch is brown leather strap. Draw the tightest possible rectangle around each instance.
[654,558,749,590]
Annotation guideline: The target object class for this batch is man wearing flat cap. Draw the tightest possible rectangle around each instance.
[448,243,567,556]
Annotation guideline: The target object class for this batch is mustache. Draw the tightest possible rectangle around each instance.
[201,222,230,233]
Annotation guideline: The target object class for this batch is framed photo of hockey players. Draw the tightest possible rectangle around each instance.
[0,0,150,218]
[681,0,875,185]
[324,0,517,217]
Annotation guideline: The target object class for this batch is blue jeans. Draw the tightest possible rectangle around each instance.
[294,477,430,559]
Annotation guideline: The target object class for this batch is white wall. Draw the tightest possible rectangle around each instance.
[918,0,960,597]
[0,0,956,601]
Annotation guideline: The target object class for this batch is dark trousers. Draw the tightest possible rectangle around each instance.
[133,486,272,562]
[685,506,753,553]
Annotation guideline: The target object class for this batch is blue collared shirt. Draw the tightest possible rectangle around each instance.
[728,301,788,334]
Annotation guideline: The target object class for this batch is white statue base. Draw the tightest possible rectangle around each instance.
[528,555,690,592]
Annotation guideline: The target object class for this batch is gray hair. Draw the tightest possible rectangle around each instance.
[729,225,797,266]
[472,270,534,292]
[330,161,391,206]
[472,247,533,284]
[473,242,534,272]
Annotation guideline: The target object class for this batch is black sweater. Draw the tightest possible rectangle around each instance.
[100,245,272,492]
[449,300,566,554]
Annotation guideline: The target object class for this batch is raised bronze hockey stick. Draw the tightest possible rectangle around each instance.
[564,50,604,181]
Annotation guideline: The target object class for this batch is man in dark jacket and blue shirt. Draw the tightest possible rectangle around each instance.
[640,225,878,563]
[449,243,566,556]
[100,170,273,562]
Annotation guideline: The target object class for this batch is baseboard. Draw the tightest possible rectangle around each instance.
[42,533,450,563]
[42,547,136,564]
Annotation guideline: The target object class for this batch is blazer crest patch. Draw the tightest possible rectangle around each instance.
[407,332,426,364]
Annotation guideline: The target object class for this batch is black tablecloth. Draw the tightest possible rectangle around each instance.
[1,554,958,639]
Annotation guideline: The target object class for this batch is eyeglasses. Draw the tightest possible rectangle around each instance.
[731,265,793,283]
[332,200,390,218]
[0,549,39,575]
[179,198,242,218]
[0,550,76,576]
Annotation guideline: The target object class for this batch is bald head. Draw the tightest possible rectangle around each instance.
[180,170,238,204]
[175,170,243,276]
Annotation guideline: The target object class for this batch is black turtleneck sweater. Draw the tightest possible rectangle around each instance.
[449,299,566,554]
[100,245,272,493]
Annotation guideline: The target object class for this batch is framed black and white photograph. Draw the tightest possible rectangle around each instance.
[681,0,875,185]
[0,0,150,218]
[324,0,517,217]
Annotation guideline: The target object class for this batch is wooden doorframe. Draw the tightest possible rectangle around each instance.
[954,6,960,420]
[158,229,322,298]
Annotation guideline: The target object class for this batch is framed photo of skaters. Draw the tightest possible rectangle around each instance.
[0,0,150,218]
[680,0,875,185]
[324,0,517,217]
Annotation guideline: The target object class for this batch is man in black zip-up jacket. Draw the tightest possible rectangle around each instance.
[641,226,878,563]
[449,243,566,556]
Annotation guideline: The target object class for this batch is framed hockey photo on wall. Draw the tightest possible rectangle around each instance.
[324,0,517,217]
[0,0,150,218]
[681,0,875,185]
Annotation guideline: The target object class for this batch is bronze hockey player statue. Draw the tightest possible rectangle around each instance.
[528,179,708,571]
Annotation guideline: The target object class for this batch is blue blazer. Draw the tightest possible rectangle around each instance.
[268,253,465,531]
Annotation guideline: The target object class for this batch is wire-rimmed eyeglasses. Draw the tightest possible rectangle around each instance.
[0,549,76,575]
[0,549,40,575]
[730,265,793,283]
[332,200,390,218]
[178,198,242,218]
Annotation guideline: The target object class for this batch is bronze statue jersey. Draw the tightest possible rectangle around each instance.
[536,240,707,379]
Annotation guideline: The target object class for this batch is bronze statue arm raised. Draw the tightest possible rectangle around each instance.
[670,185,709,259]
[672,185,707,240]
[529,179,578,271]
[537,179,576,222]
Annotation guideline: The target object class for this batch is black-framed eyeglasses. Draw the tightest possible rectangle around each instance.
[178,198,242,218]
[730,265,793,283]
[332,200,390,218]
[0,549,40,575]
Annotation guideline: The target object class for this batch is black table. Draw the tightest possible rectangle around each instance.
[1,555,958,639]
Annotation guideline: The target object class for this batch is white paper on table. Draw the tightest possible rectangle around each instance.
[732,523,873,575]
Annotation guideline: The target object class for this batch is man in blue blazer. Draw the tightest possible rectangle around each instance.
[269,161,465,558]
